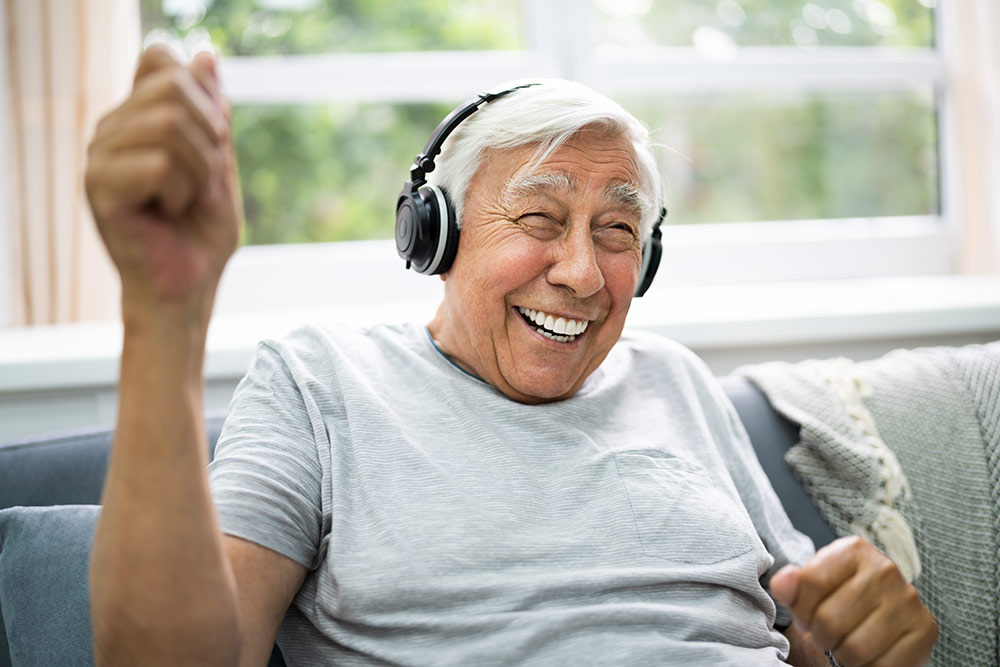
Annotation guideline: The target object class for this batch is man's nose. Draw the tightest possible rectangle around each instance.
[546,225,605,298]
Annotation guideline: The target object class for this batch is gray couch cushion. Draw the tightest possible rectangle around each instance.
[0,415,227,510]
[0,505,100,667]
[720,376,837,549]
[0,503,287,667]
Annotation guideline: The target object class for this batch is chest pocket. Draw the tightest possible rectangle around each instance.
[614,451,756,565]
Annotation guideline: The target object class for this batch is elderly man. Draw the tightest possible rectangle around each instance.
[85,47,937,666]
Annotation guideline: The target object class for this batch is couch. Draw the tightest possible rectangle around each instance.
[0,377,836,667]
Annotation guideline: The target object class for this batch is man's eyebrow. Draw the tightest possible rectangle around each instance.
[604,182,648,219]
[501,173,647,219]
[502,172,576,204]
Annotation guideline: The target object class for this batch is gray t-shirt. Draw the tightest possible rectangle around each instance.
[210,322,814,666]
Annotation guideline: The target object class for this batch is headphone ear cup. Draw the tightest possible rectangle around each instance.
[427,186,459,275]
[396,183,423,268]
[395,182,458,275]
[634,230,662,297]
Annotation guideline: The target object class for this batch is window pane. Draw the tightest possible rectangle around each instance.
[141,0,522,56]
[622,89,938,225]
[235,91,938,246]
[233,102,455,245]
[592,0,935,50]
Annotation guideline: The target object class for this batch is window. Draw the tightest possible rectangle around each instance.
[140,0,949,311]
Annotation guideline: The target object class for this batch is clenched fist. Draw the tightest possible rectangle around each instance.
[85,45,241,315]
[772,536,938,666]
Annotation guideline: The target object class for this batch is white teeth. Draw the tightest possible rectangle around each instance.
[516,306,590,343]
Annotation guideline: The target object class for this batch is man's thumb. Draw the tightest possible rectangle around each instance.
[769,565,801,607]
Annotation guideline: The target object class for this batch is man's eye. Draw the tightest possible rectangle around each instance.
[607,222,638,238]
[519,213,561,236]
[596,223,638,251]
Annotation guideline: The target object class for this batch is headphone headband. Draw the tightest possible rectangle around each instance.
[409,84,540,186]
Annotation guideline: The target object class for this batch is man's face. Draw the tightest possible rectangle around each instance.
[427,129,645,404]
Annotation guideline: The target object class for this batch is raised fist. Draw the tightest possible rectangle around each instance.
[85,45,241,309]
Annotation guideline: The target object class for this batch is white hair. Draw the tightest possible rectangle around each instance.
[427,78,663,241]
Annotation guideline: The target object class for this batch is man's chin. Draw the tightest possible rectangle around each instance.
[498,371,584,405]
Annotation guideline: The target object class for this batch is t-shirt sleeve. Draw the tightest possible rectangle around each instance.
[209,341,325,570]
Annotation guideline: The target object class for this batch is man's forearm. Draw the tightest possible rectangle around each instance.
[90,307,240,666]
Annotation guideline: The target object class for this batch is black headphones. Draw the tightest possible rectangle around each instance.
[395,84,664,297]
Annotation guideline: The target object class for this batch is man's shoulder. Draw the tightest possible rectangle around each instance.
[250,321,427,378]
[263,321,422,356]
[607,329,720,397]
[615,329,706,369]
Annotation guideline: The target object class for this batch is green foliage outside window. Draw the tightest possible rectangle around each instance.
[232,103,454,244]
[592,0,934,49]
[142,0,522,55]
[142,0,939,245]
[628,90,938,225]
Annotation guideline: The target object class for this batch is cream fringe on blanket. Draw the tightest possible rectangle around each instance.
[824,359,921,582]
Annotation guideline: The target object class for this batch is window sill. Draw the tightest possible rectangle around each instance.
[1,274,997,395]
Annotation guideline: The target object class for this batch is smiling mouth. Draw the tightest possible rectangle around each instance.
[516,306,590,343]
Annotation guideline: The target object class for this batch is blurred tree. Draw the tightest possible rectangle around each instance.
[141,0,518,244]
[627,89,937,225]
[592,0,934,49]
[141,0,938,243]
[141,0,521,55]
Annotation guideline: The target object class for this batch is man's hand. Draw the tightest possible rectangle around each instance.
[771,536,938,667]
[85,45,240,316]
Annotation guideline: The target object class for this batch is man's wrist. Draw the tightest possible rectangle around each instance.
[120,283,218,335]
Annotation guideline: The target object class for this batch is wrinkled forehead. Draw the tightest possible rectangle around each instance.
[506,128,640,195]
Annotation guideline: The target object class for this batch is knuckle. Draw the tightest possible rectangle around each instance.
[812,605,844,639]
[798,566,831,593]
[216,117,231,143]
[155,69,189,101]
[94,111,113,136]
[901,583,920,606]
[86,137,101,161]
[148,150,174,181]
[836,634,868,664]
[874,556,900,583]
[154,106,187,138]
[842,534,867,553]
[928,614,941,640]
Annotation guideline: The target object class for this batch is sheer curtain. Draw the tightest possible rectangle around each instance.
[3,0,139,326]
[949,0,1000,274]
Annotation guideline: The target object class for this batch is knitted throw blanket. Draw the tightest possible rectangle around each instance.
[739,343,1000,667]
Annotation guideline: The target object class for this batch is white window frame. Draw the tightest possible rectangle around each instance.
[205,0,954,313]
